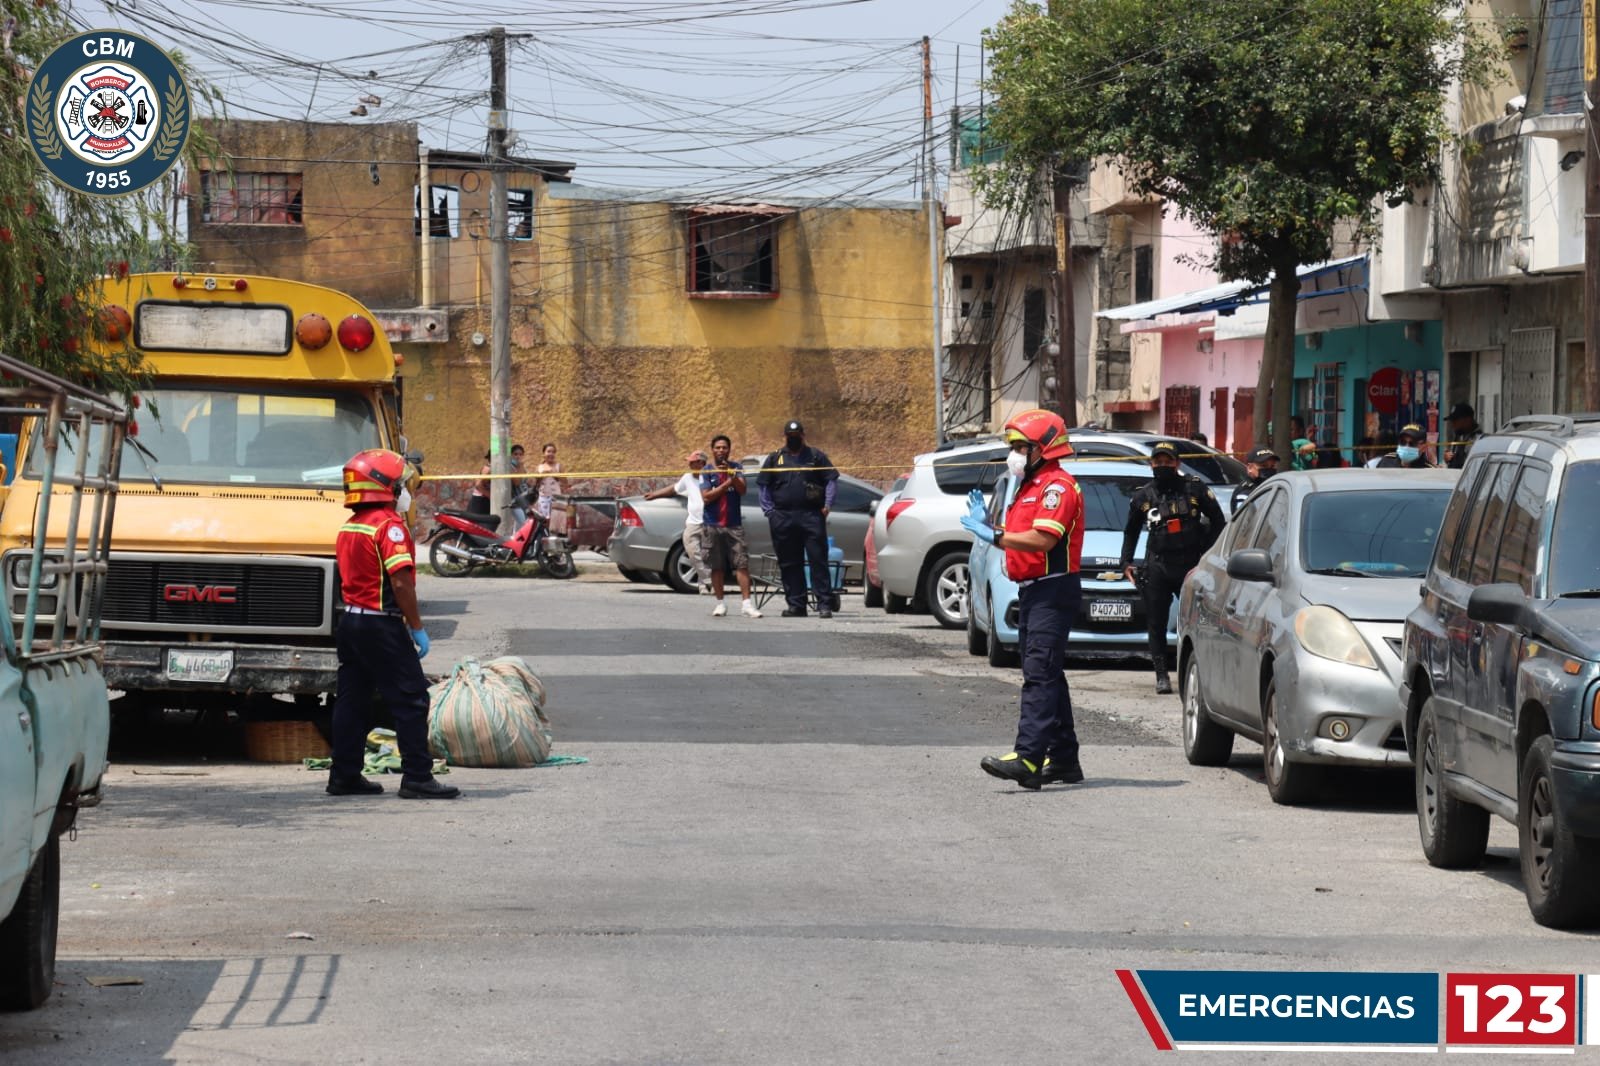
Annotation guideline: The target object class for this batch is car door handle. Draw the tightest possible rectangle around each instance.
[17,710,29,733]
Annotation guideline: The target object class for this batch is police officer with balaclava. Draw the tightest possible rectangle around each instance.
[1231,446,1279,514]
[1120,442,1225,694]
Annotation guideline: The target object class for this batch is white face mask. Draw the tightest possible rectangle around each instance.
[397,488,412,513]
[1006,451,1029,477]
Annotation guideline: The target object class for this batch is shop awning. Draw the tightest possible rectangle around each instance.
[1097,254,1367,322]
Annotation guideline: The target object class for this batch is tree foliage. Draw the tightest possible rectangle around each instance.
[0,1,216,393]
[980,0,1486,449]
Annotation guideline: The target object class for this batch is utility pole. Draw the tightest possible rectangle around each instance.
[923,36,946,445]
[1585,0,1600,409]
[1052,169,1078,424]
[487,26,513,522]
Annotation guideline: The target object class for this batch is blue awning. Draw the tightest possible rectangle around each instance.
[1097,254,1367,321]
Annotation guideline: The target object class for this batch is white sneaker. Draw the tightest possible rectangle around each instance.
[699,583,711,595]
[712,602,727,617]
[741,602,762,619]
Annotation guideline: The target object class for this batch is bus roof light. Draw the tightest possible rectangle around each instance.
[233,279,249,292]
[97,305,132,343]
[296,313,332,351]
[172,276,187,289]
[337,315,375,352]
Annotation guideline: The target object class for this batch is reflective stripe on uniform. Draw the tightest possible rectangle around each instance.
[383,553,413,571]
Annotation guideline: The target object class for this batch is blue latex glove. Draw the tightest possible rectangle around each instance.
[965,488,987,525]
[411,627,430,659]
[960,514,996,544]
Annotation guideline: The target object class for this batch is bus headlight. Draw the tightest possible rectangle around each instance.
[8,553,59,590]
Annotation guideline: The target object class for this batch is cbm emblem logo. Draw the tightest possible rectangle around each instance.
[26,32,189,196]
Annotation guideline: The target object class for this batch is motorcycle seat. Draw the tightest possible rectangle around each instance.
[438,509,500,531]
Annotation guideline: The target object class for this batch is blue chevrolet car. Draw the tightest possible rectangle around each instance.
[966,460,1184,666]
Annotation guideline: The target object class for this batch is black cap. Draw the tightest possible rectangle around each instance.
[1447,402,1476,422]
[1150,441,1180,458]
[784,420,804,434]
[1398,423,1425,442]
[1247,446,1279,464]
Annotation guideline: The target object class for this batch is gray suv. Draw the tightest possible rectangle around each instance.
[1401,414,1600,928]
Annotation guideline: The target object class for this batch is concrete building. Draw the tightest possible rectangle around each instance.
[187,119,938,498]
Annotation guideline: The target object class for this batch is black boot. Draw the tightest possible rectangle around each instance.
[979,752,1042,791]
[326,775,383,796]
[1042,756,1084,785]
[1155,668,1173,695]
[398,776,461,799]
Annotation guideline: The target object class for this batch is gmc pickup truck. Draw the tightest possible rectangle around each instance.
[0,359,123,1010]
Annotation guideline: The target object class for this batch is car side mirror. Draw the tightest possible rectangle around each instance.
[1467,582,1528,628]
[1226,548,1274,583]
[405,449,425,468]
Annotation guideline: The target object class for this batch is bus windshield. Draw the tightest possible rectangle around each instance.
[27,385,381,488]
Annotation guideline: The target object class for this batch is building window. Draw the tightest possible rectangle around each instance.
[201,172,303,225]
[688,211,780,297]
[1134,244,1154,303]
[1542,0,1584,114]
[414,184,460,238]
[508,189,533,240]
[1022,288,1046,358]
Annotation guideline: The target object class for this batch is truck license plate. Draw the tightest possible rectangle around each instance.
[165,649,234,684]
[1088,600,1132,621]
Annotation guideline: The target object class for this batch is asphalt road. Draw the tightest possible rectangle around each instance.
[0,568,1591,1065]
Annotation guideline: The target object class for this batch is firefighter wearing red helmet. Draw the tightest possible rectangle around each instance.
[960,408,1087,790]
[327,449,459,799]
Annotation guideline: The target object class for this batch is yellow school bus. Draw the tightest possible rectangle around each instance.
[0,273,410,705]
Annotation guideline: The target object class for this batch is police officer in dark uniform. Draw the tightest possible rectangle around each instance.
[757,420,839,618]
[961,409,1085,791]
[327,449,459,799]
[1373,423,1434,468]
[1231,446,1279,514]
[1443,403,1484,469]
[1120,441,1226,694]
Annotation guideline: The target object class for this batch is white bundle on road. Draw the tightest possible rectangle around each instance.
[427,656,553,767]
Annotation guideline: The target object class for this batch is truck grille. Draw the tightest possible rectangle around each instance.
[101,560,325,629]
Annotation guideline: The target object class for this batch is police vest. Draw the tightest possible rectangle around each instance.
[1141,479,1208,557]
[761,447,830,510]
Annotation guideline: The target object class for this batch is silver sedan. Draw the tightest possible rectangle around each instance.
[608,460,883,593]
[1176,468,1458,804]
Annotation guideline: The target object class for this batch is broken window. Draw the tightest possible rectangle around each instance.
[508,189,534,240]
[687,209,785,296]
[413,184,460,238]
[200,172,303,225]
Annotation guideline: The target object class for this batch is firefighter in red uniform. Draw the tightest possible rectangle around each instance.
[960,409,1086,790]
[327,449,459,799]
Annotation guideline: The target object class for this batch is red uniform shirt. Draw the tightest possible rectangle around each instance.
[1002,460,1083,582]
[337,505,415,612]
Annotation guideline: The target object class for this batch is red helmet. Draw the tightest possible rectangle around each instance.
[343,449,405,508]
[1003,409,1073,460]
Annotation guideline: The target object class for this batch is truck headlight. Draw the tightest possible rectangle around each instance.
[1293,605,1377,670]
[8,553,58,590]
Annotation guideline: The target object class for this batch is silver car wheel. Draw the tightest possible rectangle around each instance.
[1420,726,1441,843]
[1183,661,1201,749]
[1265,700,1286,783]
[936,562,969,620]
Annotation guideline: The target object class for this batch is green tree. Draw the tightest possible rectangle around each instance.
[0,3,216,393]
[980,0,1485,457]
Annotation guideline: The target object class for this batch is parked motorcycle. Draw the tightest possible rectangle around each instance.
[426,490,577,579]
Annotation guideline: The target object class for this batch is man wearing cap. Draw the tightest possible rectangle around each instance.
[1120,441,1226,694]
[1374,424,1434,468]
[644,449,711,593]
[758,420,840,618]
[1444,403,1484,469]
[1232,446,1279,514]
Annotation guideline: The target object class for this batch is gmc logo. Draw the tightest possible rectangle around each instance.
[163,584,239,605]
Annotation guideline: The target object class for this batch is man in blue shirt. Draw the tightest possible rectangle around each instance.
[757,419,840,618]
[700,433,761,619]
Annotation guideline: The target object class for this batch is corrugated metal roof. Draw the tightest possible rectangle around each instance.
[687,203,796,218]
[1097,254,1367,321]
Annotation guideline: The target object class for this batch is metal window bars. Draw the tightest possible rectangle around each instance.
[0,353,127,662]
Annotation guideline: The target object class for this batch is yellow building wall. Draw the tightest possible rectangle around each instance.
[403,194,937,495]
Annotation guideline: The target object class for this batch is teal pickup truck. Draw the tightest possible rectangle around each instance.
[0,358,125,1010]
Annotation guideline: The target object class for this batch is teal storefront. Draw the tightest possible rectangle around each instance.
[1292,320,1444,463]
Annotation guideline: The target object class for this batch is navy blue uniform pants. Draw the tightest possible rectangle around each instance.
[1013,573,1082,767]
[769,508,830,612]
[331,613,434,781]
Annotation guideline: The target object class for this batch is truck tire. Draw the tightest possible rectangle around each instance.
[1520,734,1600,928]
[1415,697,1489,868]
[0,832,60,1011]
